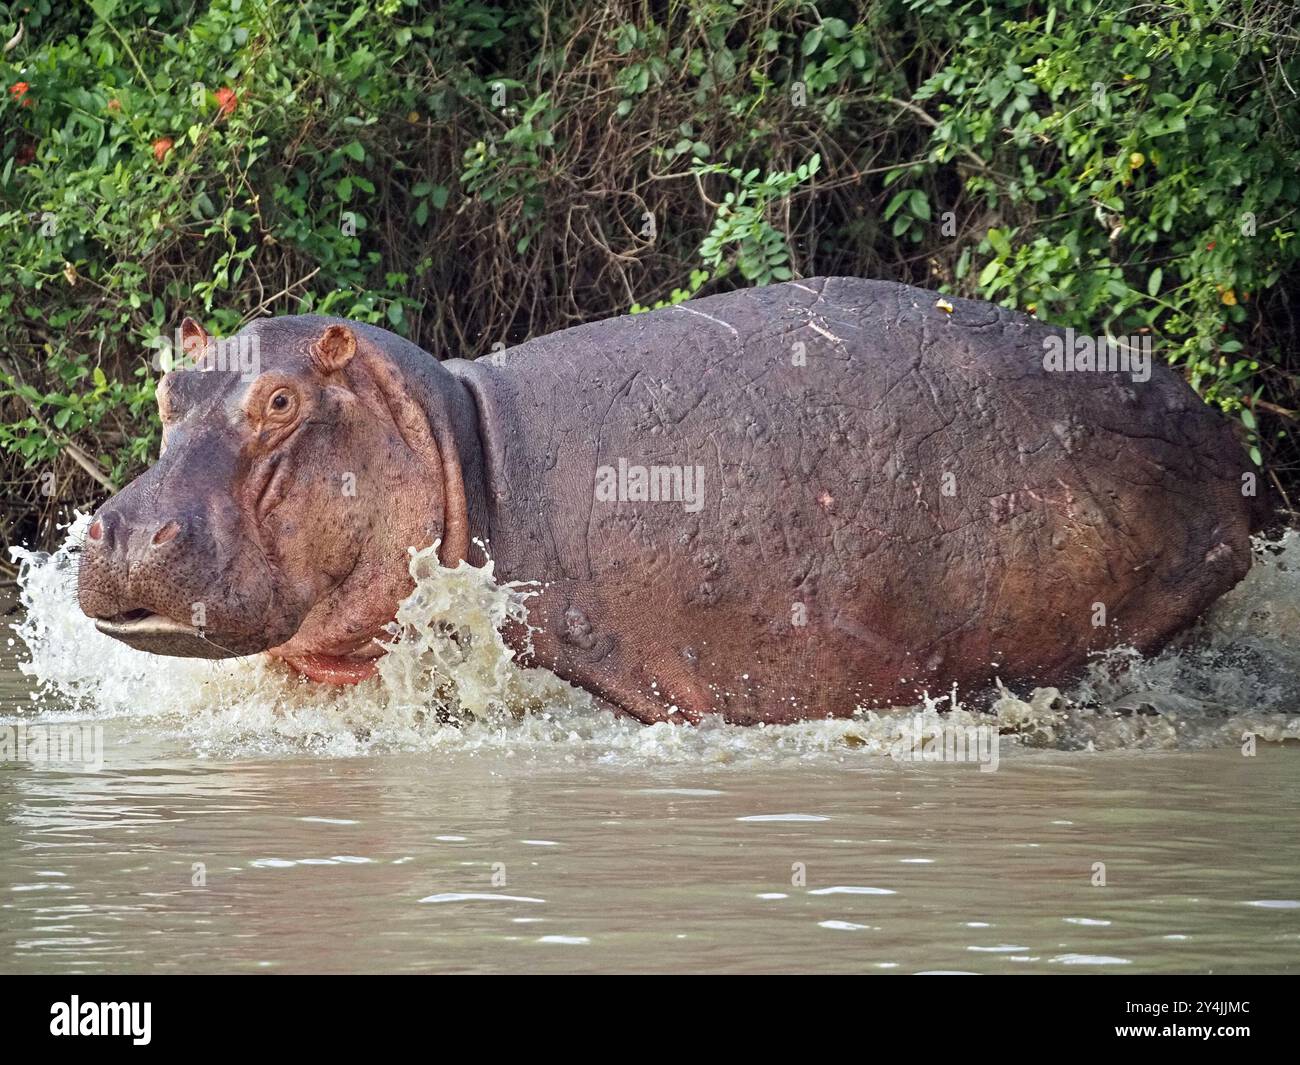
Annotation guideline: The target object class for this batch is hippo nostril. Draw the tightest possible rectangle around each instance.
[152,521,181,547]
[88,519,104,541]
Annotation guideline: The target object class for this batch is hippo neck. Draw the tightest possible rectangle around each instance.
[441,356,533,574]
[442,373,491,567]
[371,342,490,569]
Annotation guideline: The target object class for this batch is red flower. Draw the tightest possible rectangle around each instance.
[152,136,174,162]
[1206,241,1216,251]
[215,87,238,117]
[9,81,29,99]
[16,142,35,165]
[108,99,121,112]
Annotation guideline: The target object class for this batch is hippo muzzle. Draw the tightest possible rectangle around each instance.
[78,475,296,660]
[77,382,304,660]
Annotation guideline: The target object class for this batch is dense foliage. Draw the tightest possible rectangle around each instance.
[2,0,1297,557]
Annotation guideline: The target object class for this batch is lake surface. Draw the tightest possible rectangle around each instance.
[2,525,1298,974]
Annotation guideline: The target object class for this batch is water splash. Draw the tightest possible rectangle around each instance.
[7,515,1298,761]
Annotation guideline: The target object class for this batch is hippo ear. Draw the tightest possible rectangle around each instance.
[179,317,209,362]
[310,324,357,375]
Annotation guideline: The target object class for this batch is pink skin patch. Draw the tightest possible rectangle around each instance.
[283,653,378,685]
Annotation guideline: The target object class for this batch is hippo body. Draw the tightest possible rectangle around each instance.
[79,278,1254,724]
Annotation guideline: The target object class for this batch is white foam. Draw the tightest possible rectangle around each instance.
[8,517,1300,761]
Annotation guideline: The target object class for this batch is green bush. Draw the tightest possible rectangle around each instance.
[2,0,1297,556]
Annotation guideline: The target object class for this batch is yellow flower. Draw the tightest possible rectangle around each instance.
[935,298,954,314]
[1128,151,1145,169]
[1221,288,1237,306]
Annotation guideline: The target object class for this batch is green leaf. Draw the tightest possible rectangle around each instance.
[884,190,910,221]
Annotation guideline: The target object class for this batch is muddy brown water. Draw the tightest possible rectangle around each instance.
[1,528,1298,974]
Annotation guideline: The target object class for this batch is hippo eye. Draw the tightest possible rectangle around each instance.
[268,389,293,414]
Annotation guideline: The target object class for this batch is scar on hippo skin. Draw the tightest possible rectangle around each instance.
[560,606,597,650]
[990,492,1018,524]
[1204,542,1234,566]
[1051,417,1090,453]
[553,603,615,663]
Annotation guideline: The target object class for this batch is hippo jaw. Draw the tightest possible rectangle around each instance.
[92,610,254,660]
[93,609,381,678]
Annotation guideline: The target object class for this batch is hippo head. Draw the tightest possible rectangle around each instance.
[77,315,473,683]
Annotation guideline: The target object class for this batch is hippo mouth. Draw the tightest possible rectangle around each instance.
[277,651,380,685]
[93,610,255,660]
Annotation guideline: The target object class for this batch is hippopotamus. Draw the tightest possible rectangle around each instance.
[77,278,1256,724]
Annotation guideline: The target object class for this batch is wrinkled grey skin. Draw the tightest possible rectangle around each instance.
[80,278,1257,724]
